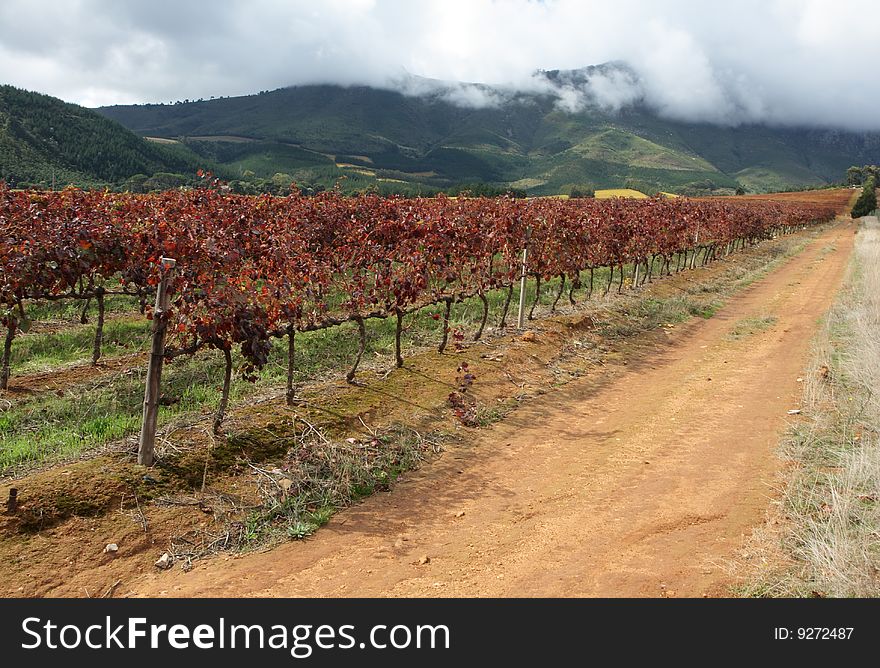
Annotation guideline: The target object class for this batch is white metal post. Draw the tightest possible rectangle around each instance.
[516,247,528,329]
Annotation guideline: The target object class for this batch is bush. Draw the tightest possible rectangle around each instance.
[851,177,877,218]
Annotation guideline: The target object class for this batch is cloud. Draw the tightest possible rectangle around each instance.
[0,0,879,130]
[391,74,513,109]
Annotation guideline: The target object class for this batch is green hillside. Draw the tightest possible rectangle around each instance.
[0,85,211,189]
[4,69,878,195]
[96,74,880,195]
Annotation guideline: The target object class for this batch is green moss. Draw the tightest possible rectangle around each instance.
[157,427,292,487]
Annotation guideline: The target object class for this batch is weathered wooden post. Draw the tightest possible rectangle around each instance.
[516,247,529,329]
[5,488,17,514]
[138,257,175,467]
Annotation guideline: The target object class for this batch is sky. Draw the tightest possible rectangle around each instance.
[1,0,879,130]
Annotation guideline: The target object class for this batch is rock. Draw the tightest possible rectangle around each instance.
[103,543,118,554]
[418,555,431,565]
[521,331,537,343]
[154,552,172,570]
[393,538,405,549]
[454,511,466,518]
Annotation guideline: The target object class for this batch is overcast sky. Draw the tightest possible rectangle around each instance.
[1,0,879,130]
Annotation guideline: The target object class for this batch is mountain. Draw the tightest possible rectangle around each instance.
[95,65,880,195]
[0,85,211,189]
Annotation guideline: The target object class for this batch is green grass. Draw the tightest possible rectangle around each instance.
[22,292,141,322]
[12,318,150,373]
[11,292,149,373]
[571,129,717,172]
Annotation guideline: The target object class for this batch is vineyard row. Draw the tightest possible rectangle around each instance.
[0,184,839,460]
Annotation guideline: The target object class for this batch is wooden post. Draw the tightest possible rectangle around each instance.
[0,316,16,391]
[5,488,17,514]
[516,247,528,329]
[138,257,175,467]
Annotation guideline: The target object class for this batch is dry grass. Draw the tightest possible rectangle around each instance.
[727,314,777,340]
[749,217,880,597]
[594,188,649,199]
[157,420,444,570]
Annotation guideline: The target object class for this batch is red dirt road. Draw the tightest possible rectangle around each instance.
[129,221,854,598]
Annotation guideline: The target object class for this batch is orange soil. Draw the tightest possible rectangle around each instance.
[116,220,851,598]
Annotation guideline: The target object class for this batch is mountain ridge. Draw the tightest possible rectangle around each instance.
[4,64,880,195]
[97,67,880,195]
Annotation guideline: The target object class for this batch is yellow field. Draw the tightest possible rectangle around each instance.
[594,188,649,199]
[335,164,377,176]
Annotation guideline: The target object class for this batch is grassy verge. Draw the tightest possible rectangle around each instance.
[745,218,880,597]
[236,425,442,549]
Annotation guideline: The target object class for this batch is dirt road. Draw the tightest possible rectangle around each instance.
[131,221,855,598]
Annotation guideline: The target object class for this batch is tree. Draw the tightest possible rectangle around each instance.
[270,172,295,194]
[123,174,150,193]
[846,166,864,187]
[851,177,877,218]
[143,172,188,191]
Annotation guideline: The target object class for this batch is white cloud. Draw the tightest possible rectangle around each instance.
[584,70,643,113]
[0,0,879,130]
